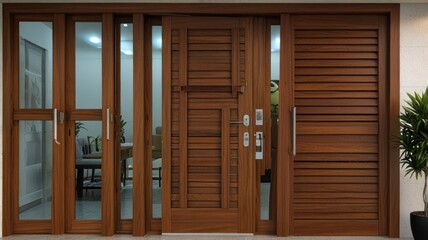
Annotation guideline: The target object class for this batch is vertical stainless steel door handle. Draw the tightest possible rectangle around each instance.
[53,108,60,145]
[291,107,296,156]
[106,108,110,140]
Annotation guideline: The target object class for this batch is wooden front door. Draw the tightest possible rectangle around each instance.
[162,16,254,233]
[282,14,388,236]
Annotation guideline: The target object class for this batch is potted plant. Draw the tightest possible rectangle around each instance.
[120,115,127,143]
[398,87,428,240]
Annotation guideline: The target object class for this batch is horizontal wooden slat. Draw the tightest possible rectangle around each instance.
[294,198,379,204]
[295,52,378,60]
[295,67,378,76]
[295,30,378,38]
[297,115,378,122]
[188,63,231,71]
[295,169,378,177]
[188,201,221,208]
[296,59,377,67]
[294,162,378,169]
[295,45,378,52]
[187,150,221,158]
[295,212,378,220]
[294,203,377,213]
[295,83,378,91]
[295,99,378,107]
[171,209,238,232]
[293,15,381,29]
[297,107,378,115]
[297,122,378,135]
[188,29,232,36]
[188,194,221,201]
[188,78,231,86]
[294,153,378,162]
[294,176,378,184]
[293,220,379,236]
[295,38,378,45]
[295,91,378,99]
[185,71,232,79]
[187,158,221,167]
[294,184,378,192]
[172,173,221,182]
[295,192,378,199]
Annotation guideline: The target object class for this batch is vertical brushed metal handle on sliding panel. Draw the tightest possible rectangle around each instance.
[291,107,296,156]
[106,108,110,140]
[53,108,60,145]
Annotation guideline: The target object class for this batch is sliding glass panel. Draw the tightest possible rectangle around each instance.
[75,120,102,220]
[19,22,52,109]
[120,22,133,220]
[260,25,280,220]
[152,25,162,219]
[75,22,102,109]
[19,120,52,220]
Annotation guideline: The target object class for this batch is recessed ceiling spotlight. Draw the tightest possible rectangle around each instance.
[122,50,133,55]
[123,24,128,27]
[89,36,101,44]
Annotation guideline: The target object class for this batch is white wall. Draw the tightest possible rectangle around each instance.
[1,1,428,238]
[400,4,428,238]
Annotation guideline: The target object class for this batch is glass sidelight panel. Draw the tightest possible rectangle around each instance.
[19,22,52,109]
[260,25,280,220]
[74,121,102,220]
[75,22,102,109]
[152,25,162,219]
[18,120,52,220]
[120,22,133,220]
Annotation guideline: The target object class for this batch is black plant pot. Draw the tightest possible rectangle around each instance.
[411,211,428,240]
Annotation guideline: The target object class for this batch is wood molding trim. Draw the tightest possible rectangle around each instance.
[132,13,146,237]
[3,3,399,15]
[52,13,66,235]
[101,13,116,236]
[2,7,13,237]
[388,6,400,238]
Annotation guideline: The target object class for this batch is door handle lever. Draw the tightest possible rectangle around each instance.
[53,108,60,145]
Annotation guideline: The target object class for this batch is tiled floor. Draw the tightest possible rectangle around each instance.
[3,235,413,239]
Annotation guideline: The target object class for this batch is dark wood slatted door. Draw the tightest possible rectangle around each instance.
[162,17,254,233]
[286,15,387,236]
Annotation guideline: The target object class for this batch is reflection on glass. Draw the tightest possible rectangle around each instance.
[260,25,280,220]
[19,121,52,220]
[19,22,52,109]
[75,121,102,220]
[152,26,162,218]
[120,23,133,220]
[75,22,102,109]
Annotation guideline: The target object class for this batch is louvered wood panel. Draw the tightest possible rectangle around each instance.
[164,16,253,233]
[290,15,387,236]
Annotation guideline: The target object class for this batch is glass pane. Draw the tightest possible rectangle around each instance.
[75,22,102,109]
[152,26,162,219]
[19,121,52,220]
[260,25,280,220]
[75,121,102,220]
[120,22,133,220]
[19,22,52,109]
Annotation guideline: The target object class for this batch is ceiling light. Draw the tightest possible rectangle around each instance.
[123,24,128,27]
[89,36,101,44]
[122,50,133,55]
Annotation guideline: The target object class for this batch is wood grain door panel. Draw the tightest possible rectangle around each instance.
[287,14,387,236]
[162,16,253,233]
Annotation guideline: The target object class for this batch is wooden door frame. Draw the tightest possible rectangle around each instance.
[3,3,400,238]
[63,14,116,235]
